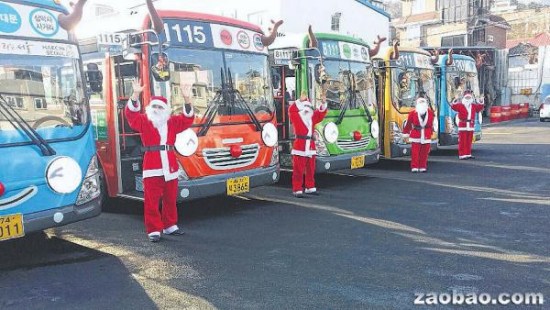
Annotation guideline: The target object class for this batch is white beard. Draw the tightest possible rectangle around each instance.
[416,101,428,115]
[463,96,474,107]
[146,105,171,129]
[298,107,313,129]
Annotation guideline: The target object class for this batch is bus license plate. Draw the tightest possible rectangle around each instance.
[0,214,25,241]
[227,176,250,195]
[350,155,365,169]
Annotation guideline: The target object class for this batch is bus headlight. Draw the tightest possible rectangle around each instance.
[370,120,380,139]
[47,156,83,194]
[262,122,278,147]
[324,122,339,144]
[314,130,329,156]
[175,128,198,156]
[76,156,101,205]
[390,121,404,144]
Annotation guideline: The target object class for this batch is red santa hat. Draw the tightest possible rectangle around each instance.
[150,96,169,109]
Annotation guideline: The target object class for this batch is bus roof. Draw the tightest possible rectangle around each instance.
[372,46,430,61]
[151,11,263,34]
[14,0,68,13]
[270,32,369,50]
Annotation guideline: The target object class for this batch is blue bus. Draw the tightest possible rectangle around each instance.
[436,54,482,146]
[0,0,101,241]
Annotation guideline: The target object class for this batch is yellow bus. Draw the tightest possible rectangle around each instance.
[373,46,439,158]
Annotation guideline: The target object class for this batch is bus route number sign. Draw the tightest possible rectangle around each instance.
[161,20,214,49]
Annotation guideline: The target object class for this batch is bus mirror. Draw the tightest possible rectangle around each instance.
[85,64,103,93]
[271,70,281,89]
[151,52,171,82]
[314,64,322,84]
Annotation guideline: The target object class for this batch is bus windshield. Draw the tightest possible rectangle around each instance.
[446,71,480,104]
[392,67,436,109]
[322,60,377,114]
[152,48,274,124]
[0,54,87,145]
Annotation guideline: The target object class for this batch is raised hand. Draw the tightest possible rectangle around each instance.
[131,78,144,101]
[181,84,193,105]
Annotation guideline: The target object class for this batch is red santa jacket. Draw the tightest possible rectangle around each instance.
[125,99,194,181]
[451,100,484,131]
[289,99,328,157]
[403,109,435,144]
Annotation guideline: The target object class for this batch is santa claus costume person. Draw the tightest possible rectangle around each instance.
[451,90,484,159]
[288,90,328,197]
[403,97,435,172]
[126,79,195,242]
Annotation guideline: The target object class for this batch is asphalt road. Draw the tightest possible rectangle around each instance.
[1,118,549,309]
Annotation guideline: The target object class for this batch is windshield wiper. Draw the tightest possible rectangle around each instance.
[227,69,262,132]
[335,73,373,125]
[0,93,56,156]
[197,68,223,137]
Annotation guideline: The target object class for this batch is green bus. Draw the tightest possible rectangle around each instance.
[270,32,380,172]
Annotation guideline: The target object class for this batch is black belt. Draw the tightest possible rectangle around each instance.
[295,135,315,140]
[141,145,175,152]
[413,126,432,130]
[459,119,472,122]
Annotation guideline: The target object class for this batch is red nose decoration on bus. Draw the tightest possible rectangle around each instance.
[0,181,5,197]
[230,145,243,158]
[353,131,362,141]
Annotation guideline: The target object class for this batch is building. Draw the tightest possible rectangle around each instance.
[490,0,517,13]
[392,0,509,48]
[507,32,550,108]
[75,0,391,47]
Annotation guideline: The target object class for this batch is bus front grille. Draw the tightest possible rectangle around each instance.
[337,137,371,151]
[203,144,259,170]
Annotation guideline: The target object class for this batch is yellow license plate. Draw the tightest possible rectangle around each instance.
[226,176,250,195]
[0,214,25,241]
[351,155,366,169]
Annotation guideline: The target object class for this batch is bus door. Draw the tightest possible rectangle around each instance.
[271,65,296,167]
[112,56,144,198]
[373,59,387,151]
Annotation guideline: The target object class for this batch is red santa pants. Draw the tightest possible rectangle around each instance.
[411,143,431,170]
[292,155,316,192]
[458,131,474,157]
[143,176,179,234]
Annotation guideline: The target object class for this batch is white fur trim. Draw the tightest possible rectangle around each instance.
[419,168,427,172]
[318,102,327,112]
[148,231,161,237]
[150,98,169,110]
[127,99,141,112]
[143,169,164,178]
[411,168,419,172]
[305,187,317,193]
[291,149,316,157]
[459,155,470,159]
[293,191,303,194]
[163,225,179,234]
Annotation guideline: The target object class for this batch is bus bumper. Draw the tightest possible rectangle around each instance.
[177,165,280,201]
[390,141,438,158]
[315,149,380,173]
[439,132,482,146]
[22,197,102,235]
[439,133,459,146]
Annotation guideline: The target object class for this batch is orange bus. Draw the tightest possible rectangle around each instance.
[80,9,281,201]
